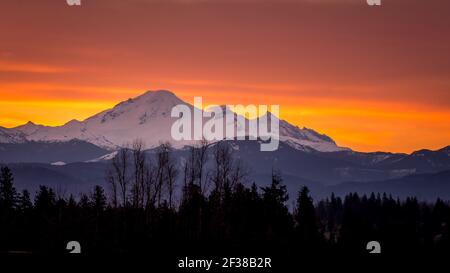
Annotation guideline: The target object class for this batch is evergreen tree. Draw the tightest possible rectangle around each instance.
[0,166,17,210]
[91,185,107,212]
[179,182,204,240]
[295,186,319,248]
[260,170,292,241]
[67,194,77,208]
[261,171,289,205]
[79,194,91,210]
[18,189,33,211]
[34,185,56,211]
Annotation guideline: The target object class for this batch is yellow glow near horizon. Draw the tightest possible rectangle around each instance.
[1,92,449,154]
[0,100,117,127]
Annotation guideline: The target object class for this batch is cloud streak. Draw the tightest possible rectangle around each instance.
[0,62,74,74]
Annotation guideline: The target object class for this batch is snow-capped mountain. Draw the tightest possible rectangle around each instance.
[2,90,194,150]
[0,90,348,152]
[256,111,349,152]
[0,126,27,143]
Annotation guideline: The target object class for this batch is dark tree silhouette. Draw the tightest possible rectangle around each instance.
[34,185,56,212]
[295,186,320,249]
[260,170,292,242]
[91,185,107,212]
[1,151,450,256]
[18,189,33,211]
[0,166,17,210]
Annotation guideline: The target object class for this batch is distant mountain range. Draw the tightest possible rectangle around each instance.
[0,139,108,164]
[0,90,449,201]
[0,90,348,152]
[5,142,450,201]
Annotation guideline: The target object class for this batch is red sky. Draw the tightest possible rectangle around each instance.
[1,0,449,153]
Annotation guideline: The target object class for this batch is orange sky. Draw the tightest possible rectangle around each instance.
[1,0,449,153]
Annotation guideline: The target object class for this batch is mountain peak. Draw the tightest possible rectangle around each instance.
[132,89,184,106]
[107,89,185,115]
[139,89,177,99]
[64,119,81,126]
[12,120,43,136]
[14,120,40,129]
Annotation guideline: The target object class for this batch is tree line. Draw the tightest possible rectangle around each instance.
[0,140,449,254]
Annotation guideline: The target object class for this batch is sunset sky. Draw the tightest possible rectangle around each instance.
[1,0,449,153]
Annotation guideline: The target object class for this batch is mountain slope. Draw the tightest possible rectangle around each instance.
[0,140,109,164]
[326,170,450,200]
[260,112,349,152]
[0,126,27,143]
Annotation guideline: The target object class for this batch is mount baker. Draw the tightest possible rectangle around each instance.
[0,90,348,153]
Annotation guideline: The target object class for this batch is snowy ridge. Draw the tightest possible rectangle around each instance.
[254,111,349,152]
[0,90,348,152]
[85,151,119,163]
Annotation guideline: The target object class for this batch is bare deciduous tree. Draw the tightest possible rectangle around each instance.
[184,139,210,194]
[166,155,178,209]
[132,139,146,208]
[144,158,157,209]
[152,142,179,209]
[111,148,131,207]
[211,141,233,198]
[210,141,248,201]
[106,168,118,208]
[196,139,209,193]
[230,158,249,189]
